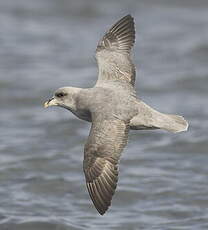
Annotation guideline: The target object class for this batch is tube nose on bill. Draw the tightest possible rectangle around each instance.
[43,97,55,108]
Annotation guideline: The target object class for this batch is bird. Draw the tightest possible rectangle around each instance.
[44,15,188,215]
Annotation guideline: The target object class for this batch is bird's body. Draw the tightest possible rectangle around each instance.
[44,15,188,215]
[76,86,137,122]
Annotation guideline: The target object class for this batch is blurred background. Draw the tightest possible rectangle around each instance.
[0,0,208,229]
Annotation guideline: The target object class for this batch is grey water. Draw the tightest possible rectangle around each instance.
[0,0,208,229]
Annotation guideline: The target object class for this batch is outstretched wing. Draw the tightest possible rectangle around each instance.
[83,117,129,215]
[96,15,136,87]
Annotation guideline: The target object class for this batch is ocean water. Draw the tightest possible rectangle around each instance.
[0,0,208,229]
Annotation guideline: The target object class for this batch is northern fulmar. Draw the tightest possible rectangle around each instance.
[44,15,188,215]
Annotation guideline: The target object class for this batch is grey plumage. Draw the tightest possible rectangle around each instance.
[44,15,188,215]
[96,15,136,86]
[84,118,129,215]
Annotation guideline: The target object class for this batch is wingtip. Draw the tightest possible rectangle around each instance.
[123,14,134,19]
[109,14,135,51]
[97,208,107,215]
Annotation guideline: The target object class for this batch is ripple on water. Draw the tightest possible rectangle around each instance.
[0,0,208,229]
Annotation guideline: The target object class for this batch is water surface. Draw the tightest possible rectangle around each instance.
[0,0,208,229]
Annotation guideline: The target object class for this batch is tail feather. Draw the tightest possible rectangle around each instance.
[155,113,188,133]
[130,101,189,133]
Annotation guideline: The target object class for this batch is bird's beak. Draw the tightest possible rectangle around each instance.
[43,97,57,108]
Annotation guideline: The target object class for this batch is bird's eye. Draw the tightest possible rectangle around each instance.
[55,92,66,98]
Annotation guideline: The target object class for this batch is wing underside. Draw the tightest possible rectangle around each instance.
[83,117,129,215]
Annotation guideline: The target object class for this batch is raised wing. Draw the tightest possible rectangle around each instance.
[83,116,129,215]
[96,15,136,87]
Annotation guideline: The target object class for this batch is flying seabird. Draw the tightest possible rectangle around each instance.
[44,15,188,215]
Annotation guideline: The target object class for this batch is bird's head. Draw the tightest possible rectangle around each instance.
[44,87,80,111]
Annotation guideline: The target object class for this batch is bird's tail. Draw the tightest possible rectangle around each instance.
[153,113,188,133]
[130,101,189,133]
